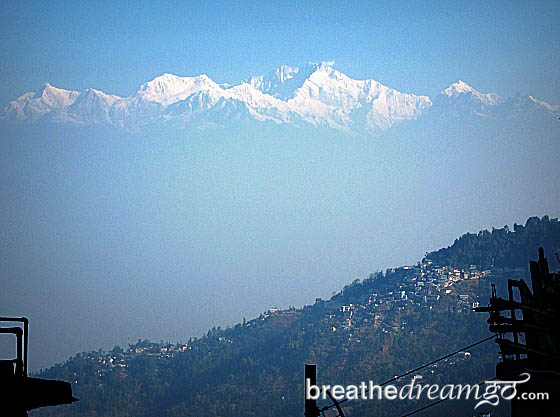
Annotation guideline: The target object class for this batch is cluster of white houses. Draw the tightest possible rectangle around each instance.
[80,262,527,379]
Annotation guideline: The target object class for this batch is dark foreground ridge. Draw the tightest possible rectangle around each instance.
[32,215,560,417]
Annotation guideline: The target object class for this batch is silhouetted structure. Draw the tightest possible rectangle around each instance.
[475,248,560,416]
[305,364,320,417]
[0,317,77,416]
[304,364,345,417]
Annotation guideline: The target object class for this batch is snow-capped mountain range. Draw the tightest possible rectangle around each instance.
[2,62,558,134]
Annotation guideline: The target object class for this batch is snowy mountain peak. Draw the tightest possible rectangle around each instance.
[136,73,218,106]
[36,83,80,106]
[313,61,335,71]
[138,73,206,91]
[3,65,557,133]
[37,82,52,94]
[249,65,306,100]
[273,65,300,83]
[248,62,337,100]
[74,88,121,106]
[443,80,475,96]
[1,82,80,121]
[442,80,502,106]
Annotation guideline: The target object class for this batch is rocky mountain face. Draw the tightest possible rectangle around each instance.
[2,63,559,135]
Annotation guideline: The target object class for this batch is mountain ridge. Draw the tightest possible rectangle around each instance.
[3,63,559,134]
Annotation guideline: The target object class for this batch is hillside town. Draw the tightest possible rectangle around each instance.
[72,260,527,382]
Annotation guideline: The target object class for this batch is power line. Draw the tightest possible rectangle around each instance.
[320,334,497,412]
[398,377,496,417]
[399,397,448,417]
[379,334,497,387]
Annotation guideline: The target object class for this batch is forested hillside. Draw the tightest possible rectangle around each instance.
[426,216,560,269]
[33,215,559,417]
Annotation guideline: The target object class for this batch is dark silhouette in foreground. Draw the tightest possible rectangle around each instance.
[0,317,77,416]
[475,248,560,416]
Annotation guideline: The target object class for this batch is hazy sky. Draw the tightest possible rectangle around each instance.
[1,1,559,371]
[1,0,560,105]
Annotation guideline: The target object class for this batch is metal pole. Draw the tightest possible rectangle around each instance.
[305,364,319,417]
[23,318,28,377]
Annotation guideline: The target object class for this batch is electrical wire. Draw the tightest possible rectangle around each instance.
[397,377,496,417]
[320,334,497,412]
[399,397,448,417]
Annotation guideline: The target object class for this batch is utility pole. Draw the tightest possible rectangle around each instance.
[305,364,320,417]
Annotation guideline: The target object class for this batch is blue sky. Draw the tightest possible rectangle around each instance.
[1,0,560,105]
[1,0,560,371]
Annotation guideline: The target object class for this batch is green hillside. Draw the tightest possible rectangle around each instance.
[33,215,560,417]
[426,215,560,269]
